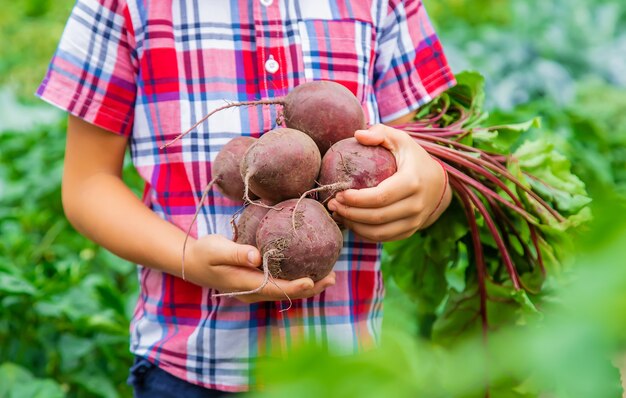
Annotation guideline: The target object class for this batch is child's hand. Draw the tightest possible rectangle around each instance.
[184,234,336,303]
[327,124,451,242]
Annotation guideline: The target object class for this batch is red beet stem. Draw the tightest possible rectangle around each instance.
[529,226,545,276]
[420,98,451,125]
[485,197,543,294]
[411,133,505,166]
[447,107,472,129]
[395,125,466,134]
[412,135,564,222]
[424,144,544,225]
[450,177,489,342]
[439,161,537,223]
[423,146,548,276]
[485,196,534,264]
[464,186,522,290]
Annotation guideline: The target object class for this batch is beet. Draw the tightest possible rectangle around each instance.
[234,203,270,247]
[240,128,321,203]
[318,137,397,203]
[282,81,366,155]
[256,198,343,282]
[212,136,257,201]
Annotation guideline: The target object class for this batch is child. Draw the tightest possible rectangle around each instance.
[38,0,454,396]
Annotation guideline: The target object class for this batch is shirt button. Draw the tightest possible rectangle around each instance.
[264,55,279,74]
[260,0,273,6]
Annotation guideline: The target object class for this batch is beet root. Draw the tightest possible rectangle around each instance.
[213,136,257,201]
[240,128,321,203]
[283,80,366,155]
[318,137,397,203]
[256,198,343,282]
[234,202,271,247]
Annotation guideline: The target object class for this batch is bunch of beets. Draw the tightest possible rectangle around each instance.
[161,80,563,303]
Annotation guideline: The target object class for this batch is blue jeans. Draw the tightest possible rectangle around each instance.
[128,356,241,398]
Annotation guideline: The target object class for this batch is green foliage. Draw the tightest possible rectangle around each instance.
[384,72,591,345]
[0,363,65,398]
[488,80,626,195]
[251,192,626,398]
[428,0,626,108]
[427,0,626,195]
[0,119,141,397]
[424,0,513,29]
[513,139,590,215]
[0,0,75,101]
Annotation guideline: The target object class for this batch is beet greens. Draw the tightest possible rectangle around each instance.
[384,72,590,342]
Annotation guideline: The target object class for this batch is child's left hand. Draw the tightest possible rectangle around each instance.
[327,124,451,242]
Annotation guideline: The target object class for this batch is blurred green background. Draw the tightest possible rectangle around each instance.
[1,0,626,397]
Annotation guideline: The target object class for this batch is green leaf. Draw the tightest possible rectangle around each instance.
[431,287,481,345]
[416,71,488,128]
[0,273,37,295]
[95,281,127,318]
[451,71,486,113]
[445,242,469,292]
[58,334,95,372]
[472,117,541,153]
[514,138,592,215]
[95,249,134,275]
[383,201,470,337]
[384,232,449,315]
[431,280,543,344]
[70,370,118,398]
[0,362,65,398]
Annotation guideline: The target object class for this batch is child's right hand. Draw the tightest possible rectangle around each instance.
[183,234,336,303]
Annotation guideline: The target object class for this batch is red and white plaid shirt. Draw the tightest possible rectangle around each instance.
[38,0,454,392]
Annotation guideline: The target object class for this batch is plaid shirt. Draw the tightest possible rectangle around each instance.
[38,0,454,392]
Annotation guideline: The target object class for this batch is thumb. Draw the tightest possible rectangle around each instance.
[354,125,386,147]
[206,235,262,267]
[354,124,408,154]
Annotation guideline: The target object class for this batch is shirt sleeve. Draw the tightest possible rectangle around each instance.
[36,0,137,136]
[373,0,455,123]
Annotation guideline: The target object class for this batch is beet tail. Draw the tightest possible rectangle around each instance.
[182,177,218,281]
[161,99,285,149]
[212,249,278,298]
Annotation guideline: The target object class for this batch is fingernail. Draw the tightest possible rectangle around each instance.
[301,280,314,290]
[247,251,256,264]
[356,129,369,134]
[327,200,337,211]
[335,193,344,202]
